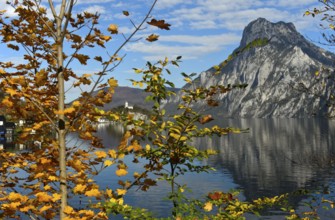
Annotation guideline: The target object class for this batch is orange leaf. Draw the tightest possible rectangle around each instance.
[107,24,118,34]
[199,115,214,124]
[146,34,159,42]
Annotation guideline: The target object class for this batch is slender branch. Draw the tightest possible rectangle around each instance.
[48,0,57,18]
[70,0,158,128]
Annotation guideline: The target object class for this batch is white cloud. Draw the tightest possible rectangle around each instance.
[155,0,190,9]
[125,33,241,60]
[83,5,106,14]
[0,2,17,17]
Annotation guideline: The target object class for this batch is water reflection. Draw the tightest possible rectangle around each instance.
[3,119,335,218]
[94,119,335,218]
[193,118,335,201]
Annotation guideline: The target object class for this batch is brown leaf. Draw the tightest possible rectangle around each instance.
[207,99,219,107]
[73,54,90,65]
[146,34,159,42]
[123,11,129,16]
[147,19,171,30]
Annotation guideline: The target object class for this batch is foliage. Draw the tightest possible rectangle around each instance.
[0,0,171,219]
[0,0,322,219]
[303,1,335,116]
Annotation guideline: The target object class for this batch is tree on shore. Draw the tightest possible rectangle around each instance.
[0,0,171,218]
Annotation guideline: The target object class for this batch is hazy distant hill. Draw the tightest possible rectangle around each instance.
[84,86,180,111]
[166,18,335,117]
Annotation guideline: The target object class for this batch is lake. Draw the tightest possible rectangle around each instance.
[3,118,335,219]
[86,118,335,219]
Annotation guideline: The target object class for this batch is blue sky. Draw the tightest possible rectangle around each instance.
[0,0,331,101]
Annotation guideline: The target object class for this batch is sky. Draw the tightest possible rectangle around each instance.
[0,0,331,101]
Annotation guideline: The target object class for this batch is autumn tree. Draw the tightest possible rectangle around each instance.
[0,0,172,219]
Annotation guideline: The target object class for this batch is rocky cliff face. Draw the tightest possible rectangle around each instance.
[167,18,335,117]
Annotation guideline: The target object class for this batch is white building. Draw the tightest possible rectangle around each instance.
[125,101,133,110]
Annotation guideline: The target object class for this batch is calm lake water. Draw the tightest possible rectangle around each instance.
[3,118,335,219]
[86,118,335,219]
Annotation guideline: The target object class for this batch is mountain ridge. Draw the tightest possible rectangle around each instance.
[165,18,335,118]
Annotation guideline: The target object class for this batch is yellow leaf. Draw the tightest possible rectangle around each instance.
[35,192,52,202]
[204,202,213,212]
[116,189,127,196]
[20,205,34,212]
[64,206,75,215]
[35,69,48,86]
[108,24,118,34]
[40,158,51,164]
[184,77,192,83]
[101,35,111,41]
[108,149,117,159]
[3,202,20,209]
[95,151,107,158]
[104,160,114,167]
[115,168,128,176]
[108,78,118,88]
[133,68,142,74]
[72,101,81,107]
[64,107,76,114]
[40,205,52,212]
[2,97,13,107]
[145,144,151,151]
[170,133,180,140]
[78,209,95,217]
[6,88,18,96]
[315,71,320,76]
[52,193,61,202]
[48,176,58,181]
[85,188,101,197]
[8,192,27,202]
[82,73,92,78]
[106,189,113,197]
[34,173,44,178]
[73,184,87,194]
[0,68,5,74]
[44,185,51,191]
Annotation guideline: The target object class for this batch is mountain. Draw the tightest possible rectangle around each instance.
[166,18,335,117]
[82,86,180,111]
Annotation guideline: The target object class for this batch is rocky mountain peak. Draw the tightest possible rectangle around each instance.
[240,17,301,47]
[165,18,335,118]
